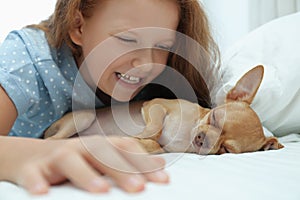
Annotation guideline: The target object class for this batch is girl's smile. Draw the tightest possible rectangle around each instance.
[116,72,142,85]
[114,71,144,91]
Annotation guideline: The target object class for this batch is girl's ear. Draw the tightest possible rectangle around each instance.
[68,10,85,46]
[226,65,264,104]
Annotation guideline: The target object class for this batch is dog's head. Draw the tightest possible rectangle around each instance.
[192,65,284,154]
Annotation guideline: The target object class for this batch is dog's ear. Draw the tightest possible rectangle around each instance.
[226,65,264,104]
[260,137,284,151]
[139,101,167,140]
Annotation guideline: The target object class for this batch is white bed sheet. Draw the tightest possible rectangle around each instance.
[1,134,300,200]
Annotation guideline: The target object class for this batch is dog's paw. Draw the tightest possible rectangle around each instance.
[44,110,96,139]
[136,138,165,154]
[44,121,62,139]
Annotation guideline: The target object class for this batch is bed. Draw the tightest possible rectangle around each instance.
[1,12,300,200]
[1,134,300,200]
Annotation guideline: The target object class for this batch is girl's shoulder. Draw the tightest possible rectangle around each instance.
[2,28,53,62]
[3,28,47,47]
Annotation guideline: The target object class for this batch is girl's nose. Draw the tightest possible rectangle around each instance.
[131,48,155,72]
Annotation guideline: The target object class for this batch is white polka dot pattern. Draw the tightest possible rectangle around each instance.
[0,28,103,138]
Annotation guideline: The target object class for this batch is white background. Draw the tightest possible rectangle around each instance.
[1,0,297,56]
[201,0,300,55]
[0,0,56,42]
[0,0,246,55]
[201,0,252,54]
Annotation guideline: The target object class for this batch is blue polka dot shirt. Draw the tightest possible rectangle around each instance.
[0,28,103,138]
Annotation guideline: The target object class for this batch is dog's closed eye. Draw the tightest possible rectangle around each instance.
[209,110,217,127]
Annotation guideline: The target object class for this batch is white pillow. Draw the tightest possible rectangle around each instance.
[215,12,300,137]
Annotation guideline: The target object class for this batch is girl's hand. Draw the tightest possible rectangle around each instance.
[0,136,169,194]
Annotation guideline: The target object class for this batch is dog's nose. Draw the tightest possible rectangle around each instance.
[194,132,206,148]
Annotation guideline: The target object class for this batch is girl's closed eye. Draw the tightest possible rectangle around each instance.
[155,44,173,51]
[114,35,137,44]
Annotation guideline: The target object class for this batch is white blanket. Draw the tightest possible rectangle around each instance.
[1,134,300,200]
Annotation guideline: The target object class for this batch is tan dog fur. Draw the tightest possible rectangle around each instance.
[44,65,283,154]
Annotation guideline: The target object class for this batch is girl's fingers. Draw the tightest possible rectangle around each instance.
[115,138,169,183]
[51,149,110,193]
[9,136,169,195]
[96,164,146,193]
[17,165,49,195]
[19,136,169,194]
[82,138,146,193]
[83,136,169,192]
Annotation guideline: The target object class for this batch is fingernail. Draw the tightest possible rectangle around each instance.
[152,171,169,183]
[126,176,145,192]
[29,184,48,194]
[89,178,109,193]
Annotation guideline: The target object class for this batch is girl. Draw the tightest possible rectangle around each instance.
[0,0,219,195]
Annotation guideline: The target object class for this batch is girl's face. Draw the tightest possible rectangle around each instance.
[70,0,179,102]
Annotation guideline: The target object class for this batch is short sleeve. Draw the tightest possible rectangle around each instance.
[1,28,104,138]
[0,31,41,116]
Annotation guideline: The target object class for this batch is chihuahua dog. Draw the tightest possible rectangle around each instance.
[44,65,283,154]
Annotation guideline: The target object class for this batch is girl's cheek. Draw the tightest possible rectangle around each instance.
[153,49,170,64]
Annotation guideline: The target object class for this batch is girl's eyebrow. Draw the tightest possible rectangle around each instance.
[110,26,177,42]
[109,26,138,35]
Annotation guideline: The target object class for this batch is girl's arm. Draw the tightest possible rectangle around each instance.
[0,86,17,135]
[0,89,169,194]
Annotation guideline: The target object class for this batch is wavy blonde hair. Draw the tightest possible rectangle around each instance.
[29,0,220,108]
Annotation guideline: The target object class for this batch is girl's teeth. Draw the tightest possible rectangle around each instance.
[117,73,141,84]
